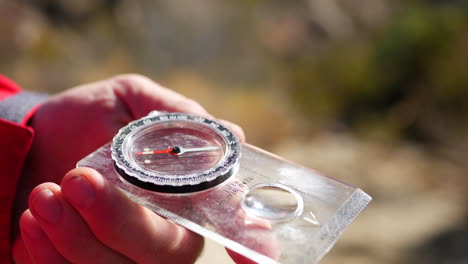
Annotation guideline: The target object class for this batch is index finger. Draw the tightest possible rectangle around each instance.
[111,74,210,119]
[110,74,246,141]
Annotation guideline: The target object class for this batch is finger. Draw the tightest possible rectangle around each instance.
[28,183,132,264]
[191,180,279,261]
[111,74,211,119]
[109,74,246,143]
[61,167,204,264]
[218,119,246,142]
[12,236,32,264]
[18,210,69,264]
[226,249,258,264]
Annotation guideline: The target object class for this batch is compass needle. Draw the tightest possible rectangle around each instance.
[136,147,172,155]
[183,146,220,153]
[112,113,240,193]
[136,146,220,156]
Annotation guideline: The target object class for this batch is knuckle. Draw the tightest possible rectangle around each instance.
[111,74,154,91]
[114,73,151,84]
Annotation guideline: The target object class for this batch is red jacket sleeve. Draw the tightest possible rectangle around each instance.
[0,76,36,264]
[0,76,21,100]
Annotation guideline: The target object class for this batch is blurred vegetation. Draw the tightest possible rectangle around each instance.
[286,1,468,145]
[2,1,468,263]
[1,0,467,148]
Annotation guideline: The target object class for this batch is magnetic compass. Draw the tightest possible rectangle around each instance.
[111,112,241,193]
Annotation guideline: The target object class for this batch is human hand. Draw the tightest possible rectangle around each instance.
[14,168,269,264]
[13,74,244,223]
[17,74,244,201]
[12,74,251,263]
[14,167,204,263]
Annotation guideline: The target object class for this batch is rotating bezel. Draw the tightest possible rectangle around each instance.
[111,113,241,193]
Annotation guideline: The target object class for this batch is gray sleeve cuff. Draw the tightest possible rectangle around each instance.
[0,92,49,123]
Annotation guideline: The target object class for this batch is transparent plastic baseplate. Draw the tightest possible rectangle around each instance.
[78,143,371,264]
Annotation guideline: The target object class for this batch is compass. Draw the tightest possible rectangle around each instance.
[111,112,241,193]
[78,111,372,264]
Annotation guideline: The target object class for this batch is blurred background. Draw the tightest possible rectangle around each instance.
[2,0,468,263]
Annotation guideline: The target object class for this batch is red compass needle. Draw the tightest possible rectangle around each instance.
[136,146,219,156]
[136,147,174,155]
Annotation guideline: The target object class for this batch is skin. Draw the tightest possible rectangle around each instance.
[11,74,255,263]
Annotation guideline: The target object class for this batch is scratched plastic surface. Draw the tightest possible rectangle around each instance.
[78,143,371,264]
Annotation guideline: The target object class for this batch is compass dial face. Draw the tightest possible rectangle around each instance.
[127,124,225,175]
[111,113,241,193]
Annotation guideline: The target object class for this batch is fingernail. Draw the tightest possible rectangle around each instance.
[64,175,96,209]
[31,189,62,224]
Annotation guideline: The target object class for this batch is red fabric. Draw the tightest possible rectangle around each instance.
[0,76,35,264]
[0,76,21,101]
